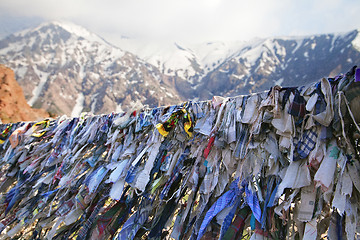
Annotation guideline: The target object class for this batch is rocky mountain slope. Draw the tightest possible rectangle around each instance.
[196,31,360,99]
[120,31,360,100]
[0,21,182,117]
[0,64,48,123]
[0,21,360,116]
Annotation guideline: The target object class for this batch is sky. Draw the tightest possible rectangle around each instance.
[0,0,360,45]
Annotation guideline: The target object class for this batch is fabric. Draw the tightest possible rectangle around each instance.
[115,206,151,240]
[9,123,30,148]
[245,184,262,223]
[219,198,241,239]
[297,183,316,222]
[160,147,190,199]
[222,206,251,240]
[0,124,12,144]
[313,78,334,127]
[261,176,275,229]
[196,178,243,240]
[356,68,360,82]
[234,124,249,159]
[76,187,109,240]
[276,160,311,199]
[295,127,318,160]
[288,89,306,118]
[0,66,358,240]
[314,139,339,190]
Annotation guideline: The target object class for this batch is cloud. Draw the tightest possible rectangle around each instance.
[0,0,359,44]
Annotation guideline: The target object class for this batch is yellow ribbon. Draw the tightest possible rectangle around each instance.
[32,119,50,138]
[156,123,169,137]
[183,109,193,138]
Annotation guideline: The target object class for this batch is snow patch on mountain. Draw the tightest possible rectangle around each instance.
[241,42,266,66]
[28,68,49,106]
[190,41,247,72]
[115,39,198,79]
[352,30,360,51]
[37,20,108,45]
[274,78,284,86]
[115,37,250,82]
[71,93,85,117]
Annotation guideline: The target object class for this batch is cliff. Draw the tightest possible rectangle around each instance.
[0,64,49,123]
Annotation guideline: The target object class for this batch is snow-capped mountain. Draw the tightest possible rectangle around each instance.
[196,31,360,99]
[116,39,243,82]
[0,21,182,116]
[115,38,250,98]
[0,21,360,117]
[117,30,360,99]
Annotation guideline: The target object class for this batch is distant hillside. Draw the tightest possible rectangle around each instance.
[0,21,360,116]
[0,21,182,117]
[0,64,49,123]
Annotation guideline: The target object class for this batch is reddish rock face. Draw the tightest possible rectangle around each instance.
[0,64,49,123]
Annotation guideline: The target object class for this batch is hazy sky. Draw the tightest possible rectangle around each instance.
[0,0,360,45]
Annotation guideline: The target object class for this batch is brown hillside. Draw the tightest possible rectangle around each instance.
[0,64,49,123]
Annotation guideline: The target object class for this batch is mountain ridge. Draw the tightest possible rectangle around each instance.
[0,64,49,123]
[0,21,184,116]
[0,21,359,116]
